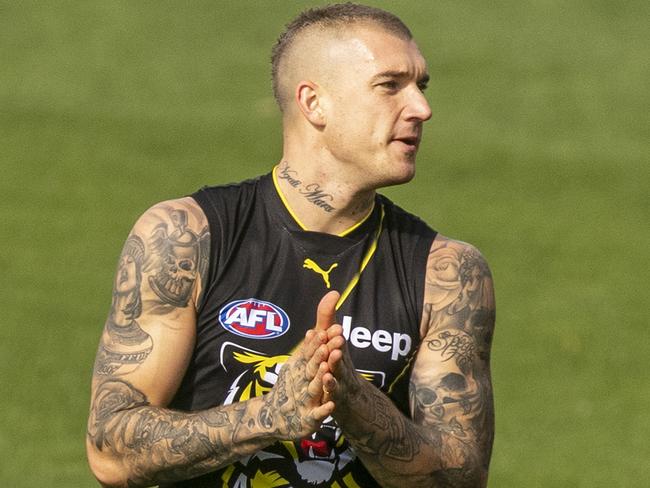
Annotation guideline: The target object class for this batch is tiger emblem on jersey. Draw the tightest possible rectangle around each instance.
[218,342,388,487]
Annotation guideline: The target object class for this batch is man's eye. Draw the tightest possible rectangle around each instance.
[417,82,428,92]
[380,81,399,90]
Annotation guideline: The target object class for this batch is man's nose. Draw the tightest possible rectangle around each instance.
[404,87,432,122]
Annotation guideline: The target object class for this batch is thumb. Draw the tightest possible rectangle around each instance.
[315,290,340,331]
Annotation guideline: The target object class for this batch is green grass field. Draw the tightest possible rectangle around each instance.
[1,1,648,486]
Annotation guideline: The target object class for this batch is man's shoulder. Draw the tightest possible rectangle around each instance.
[374,196,491,273]
[187,173,268,223]
[131,196,207,230]
[377,194,437,240]
[193,174,265,199]
[428,234,489,261]
[425,233,493,291]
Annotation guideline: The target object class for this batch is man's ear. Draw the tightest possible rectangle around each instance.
[295,81,326,127]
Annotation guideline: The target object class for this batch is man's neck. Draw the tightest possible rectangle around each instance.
[273,161,376,235]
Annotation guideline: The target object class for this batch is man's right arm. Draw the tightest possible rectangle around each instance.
[86,198,335,488]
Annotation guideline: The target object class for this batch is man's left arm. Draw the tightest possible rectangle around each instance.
[326,236,495,487]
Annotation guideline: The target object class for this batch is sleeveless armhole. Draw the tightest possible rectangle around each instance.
[380,198,437,415]
[381,197,437,331]
[412,226,437,330]
[190,187,222,316]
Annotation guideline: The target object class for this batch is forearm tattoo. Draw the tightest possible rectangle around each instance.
[87,379,278,486]
[88,352,324,485]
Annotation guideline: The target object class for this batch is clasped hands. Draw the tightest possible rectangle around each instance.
[267,290,360,440]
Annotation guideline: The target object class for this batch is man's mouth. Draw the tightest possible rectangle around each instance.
[391,135,420,150]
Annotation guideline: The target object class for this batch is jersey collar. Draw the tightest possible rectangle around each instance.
[262,170,380,244]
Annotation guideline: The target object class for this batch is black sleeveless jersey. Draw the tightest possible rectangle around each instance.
[164,172,437,488]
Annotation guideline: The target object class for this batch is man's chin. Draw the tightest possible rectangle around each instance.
[384,159,417,187]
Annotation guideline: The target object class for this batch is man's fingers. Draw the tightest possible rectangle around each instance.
[305,345,328,380]
[326,323,343,341]
[311,400,335,421]
[307,361,328,399]
[315,291,340,331]
[321,371,339,404]
[326,334,345,354]
[327,348,343,374]
[301,328,327,360]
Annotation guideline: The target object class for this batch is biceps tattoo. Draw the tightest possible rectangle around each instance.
[425,244,494,336]
[144,209,209,308]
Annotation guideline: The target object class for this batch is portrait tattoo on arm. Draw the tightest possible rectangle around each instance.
[95,235,153,376]
[94,205,209,376]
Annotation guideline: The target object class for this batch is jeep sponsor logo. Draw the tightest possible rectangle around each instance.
[341,316,412,361]
[219,299,290,339]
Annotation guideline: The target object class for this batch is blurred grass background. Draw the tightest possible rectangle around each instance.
[1,1,648,486]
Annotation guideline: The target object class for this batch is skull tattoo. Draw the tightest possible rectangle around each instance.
[146,209,209,307]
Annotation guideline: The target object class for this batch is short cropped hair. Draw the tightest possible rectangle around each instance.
[271,2,413,111]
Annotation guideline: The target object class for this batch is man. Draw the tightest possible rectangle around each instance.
[87,3,495,487]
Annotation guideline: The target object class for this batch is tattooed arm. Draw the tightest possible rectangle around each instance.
[325,236,495,487]
[87,199,336,488]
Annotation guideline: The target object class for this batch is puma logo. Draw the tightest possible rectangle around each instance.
[303,259,338,289]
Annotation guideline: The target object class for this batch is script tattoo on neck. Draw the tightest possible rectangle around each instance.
[299,184,335,213]
[277,163,301,188]
[277,162,336,213]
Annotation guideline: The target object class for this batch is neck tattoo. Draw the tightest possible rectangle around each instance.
[277,163,301,188]
[277,162,337,213]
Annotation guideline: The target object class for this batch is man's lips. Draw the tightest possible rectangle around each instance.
[391,136,420,149]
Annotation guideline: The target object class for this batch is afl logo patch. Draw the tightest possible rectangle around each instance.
[219,299,290,339]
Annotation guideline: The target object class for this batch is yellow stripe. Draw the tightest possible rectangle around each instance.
[272,166,308,230]
[387,349,418,394]
[343,472,362,488]
[336,205,384,310]
[337,200,376,237]
[280,440,298,459]
[220,465,235,485]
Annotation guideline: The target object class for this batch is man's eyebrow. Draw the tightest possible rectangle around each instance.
[372,70,430,84]
[372,70,409,80]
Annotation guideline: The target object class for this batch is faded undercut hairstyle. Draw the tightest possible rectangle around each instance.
[271,2,413,111]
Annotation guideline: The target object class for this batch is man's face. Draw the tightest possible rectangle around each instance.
[318,26,432,189]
